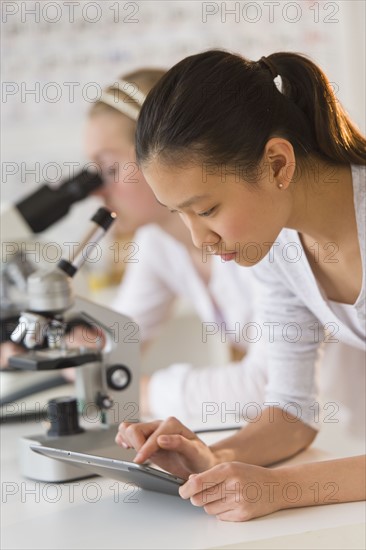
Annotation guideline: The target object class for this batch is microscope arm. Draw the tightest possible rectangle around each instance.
[71,296,140,427]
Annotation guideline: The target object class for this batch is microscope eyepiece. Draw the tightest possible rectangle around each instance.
[15,169,104,234]
[91,207,117,231]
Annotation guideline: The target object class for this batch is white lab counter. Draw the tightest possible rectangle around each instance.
[1,411,365,550]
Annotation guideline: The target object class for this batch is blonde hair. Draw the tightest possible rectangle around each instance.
[90,69,165,123]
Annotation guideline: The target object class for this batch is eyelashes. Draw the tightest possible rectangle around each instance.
[198,206,217,217]
[168,206,218,217]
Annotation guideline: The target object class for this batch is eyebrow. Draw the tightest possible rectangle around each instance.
[156,194,211,210]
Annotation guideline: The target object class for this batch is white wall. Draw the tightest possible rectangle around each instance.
[2,0,365,245]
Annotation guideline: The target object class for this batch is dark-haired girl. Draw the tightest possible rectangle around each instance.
[116,50,365,521]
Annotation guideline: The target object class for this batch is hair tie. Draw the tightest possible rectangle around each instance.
[259,56,278,79]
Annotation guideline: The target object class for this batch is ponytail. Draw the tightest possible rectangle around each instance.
[268,52,366,165]
[136,50,366,172]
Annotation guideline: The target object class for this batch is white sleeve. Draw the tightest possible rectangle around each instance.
[148,342,268,422]
[112,231,176,343]
[148,261,322,429]
[253,260,322,430]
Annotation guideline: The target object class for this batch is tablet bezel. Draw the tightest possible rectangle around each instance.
[30,444,185,496]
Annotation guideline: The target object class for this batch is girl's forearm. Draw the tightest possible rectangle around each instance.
[274,455,366,510]
[210,407,317,466]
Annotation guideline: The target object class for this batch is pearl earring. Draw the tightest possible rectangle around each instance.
[278,183,284,189]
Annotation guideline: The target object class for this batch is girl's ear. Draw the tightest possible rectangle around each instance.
[264,138,296,189]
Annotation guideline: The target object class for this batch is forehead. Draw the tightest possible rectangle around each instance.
[85,112,135,153]
[143,160,224,206]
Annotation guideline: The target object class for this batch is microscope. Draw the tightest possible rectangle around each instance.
[8,207,140,482]
[1,168,103,342]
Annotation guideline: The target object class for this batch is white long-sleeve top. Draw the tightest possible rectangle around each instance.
[248,164,365,427]
[114,165,365,428]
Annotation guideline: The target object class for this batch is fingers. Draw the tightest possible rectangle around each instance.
[61,367,76,383]
[133,417,197,463]
[156,433,200,459]
[115,420,162,455]
[215,509,252,522]
[179,463,273,522]
[180,471,244,519]
[179,463,231,500]
[0,342,24,368]
[115,417,197,464]
[179,464,250,521]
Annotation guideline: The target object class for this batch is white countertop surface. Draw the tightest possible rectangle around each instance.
[1,401,365,550]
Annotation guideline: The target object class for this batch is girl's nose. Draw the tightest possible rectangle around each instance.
[184,216,219,251]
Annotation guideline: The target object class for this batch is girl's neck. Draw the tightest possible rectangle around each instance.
[287,159,354,244]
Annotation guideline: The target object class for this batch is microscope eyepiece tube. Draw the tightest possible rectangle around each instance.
[57,207,116,277]
[15,169,103,234]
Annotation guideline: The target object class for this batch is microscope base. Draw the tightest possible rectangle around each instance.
[19,426,136,482]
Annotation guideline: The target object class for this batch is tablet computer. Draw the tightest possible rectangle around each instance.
[31,445,185,496]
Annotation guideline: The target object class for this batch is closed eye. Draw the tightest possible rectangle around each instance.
[198,206,217,217]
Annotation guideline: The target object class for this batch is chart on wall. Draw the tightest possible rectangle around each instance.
[1,0,364,206]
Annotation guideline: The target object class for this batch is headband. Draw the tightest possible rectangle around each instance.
[99,79,147,121]
[259,56,278,79]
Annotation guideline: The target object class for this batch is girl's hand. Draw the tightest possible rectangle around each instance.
[0,342,24,368]
[115,416,218,480]
[179,462,281,521]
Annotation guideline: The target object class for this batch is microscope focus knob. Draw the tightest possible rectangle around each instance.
[47,397,84,437]
[96,392,114,410]
[106,365,131,391]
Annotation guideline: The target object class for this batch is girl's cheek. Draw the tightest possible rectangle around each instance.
[218,218,245,241]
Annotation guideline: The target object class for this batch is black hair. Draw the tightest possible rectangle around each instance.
[136,50,366,173]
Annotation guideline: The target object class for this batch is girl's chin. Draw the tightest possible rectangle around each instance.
[235,256,263,268]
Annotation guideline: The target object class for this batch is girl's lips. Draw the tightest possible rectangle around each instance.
[218,252,237,262]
